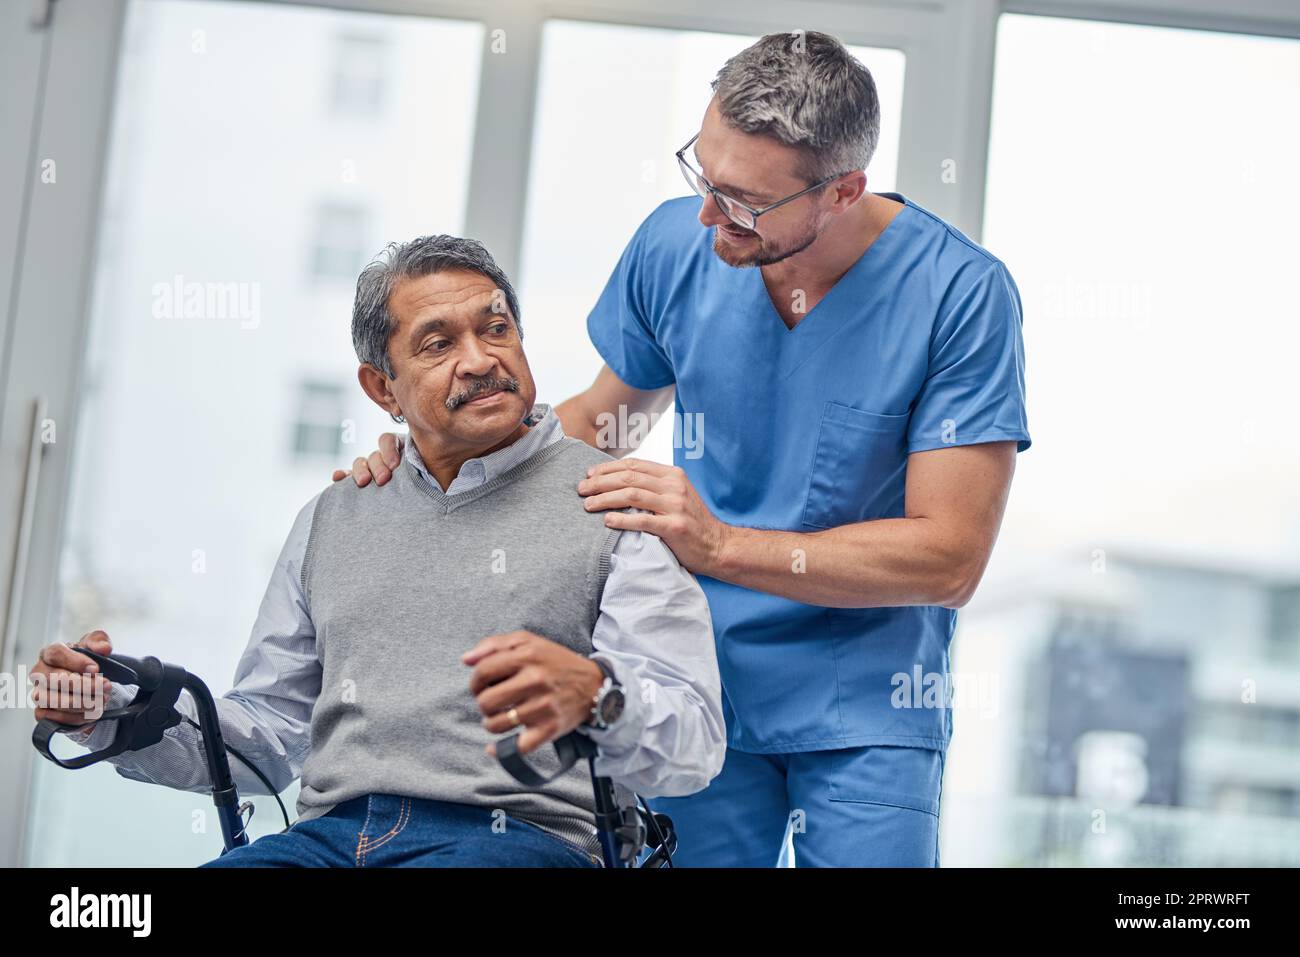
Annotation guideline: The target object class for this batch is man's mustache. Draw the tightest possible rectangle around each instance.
[445,376,520,411]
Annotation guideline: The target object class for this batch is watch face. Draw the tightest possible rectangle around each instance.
[598,687,625,726]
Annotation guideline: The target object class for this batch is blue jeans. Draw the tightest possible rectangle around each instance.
[647,745,946,867]
[199,794,601,868]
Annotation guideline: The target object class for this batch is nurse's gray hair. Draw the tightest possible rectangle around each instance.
[352,234,522,379]
[710,31,880,184]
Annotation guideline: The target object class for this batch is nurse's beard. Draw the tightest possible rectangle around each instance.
[711,221,820,268]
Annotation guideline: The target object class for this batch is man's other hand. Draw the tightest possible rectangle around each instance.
[463,631,605,756]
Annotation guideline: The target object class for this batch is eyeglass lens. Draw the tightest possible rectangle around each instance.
[678,155,754,229]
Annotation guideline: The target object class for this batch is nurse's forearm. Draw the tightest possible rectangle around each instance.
[706,441,1015,609]
[557,366,675,457]
[555,393,602,449]
[710,518,986,610]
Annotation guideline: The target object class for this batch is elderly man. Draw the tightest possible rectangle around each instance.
[346,32,1031,868]
[30,235,724,867]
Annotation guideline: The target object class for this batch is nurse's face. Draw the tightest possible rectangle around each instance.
[692,97,834,268]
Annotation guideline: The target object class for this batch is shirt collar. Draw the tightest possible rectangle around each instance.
[403,402,564,493]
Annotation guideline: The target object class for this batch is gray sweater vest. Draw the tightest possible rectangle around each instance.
[297,435,622,858]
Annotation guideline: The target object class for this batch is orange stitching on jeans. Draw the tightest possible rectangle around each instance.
[355,795,376,867]
[359,798,411,860]
[359,797,409,849]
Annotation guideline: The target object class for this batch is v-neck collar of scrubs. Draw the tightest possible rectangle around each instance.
[738,191,915,380]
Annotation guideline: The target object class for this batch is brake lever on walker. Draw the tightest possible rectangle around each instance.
[496,729,599,787]
[497,730,647,867]
[31,648,186,769]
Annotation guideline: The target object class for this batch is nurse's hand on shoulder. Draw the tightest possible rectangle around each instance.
[578,459,728,574]
[331,432,404,487]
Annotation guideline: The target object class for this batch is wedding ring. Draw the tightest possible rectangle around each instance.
[507,707,521,727]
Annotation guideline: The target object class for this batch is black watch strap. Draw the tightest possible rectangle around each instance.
[592,656,620,687]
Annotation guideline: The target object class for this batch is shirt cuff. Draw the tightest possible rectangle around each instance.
[62,683,136,749]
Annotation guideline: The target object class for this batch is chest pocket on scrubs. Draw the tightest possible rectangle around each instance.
[802,401,910,529]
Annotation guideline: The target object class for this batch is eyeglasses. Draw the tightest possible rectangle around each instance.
[675,132,844,230]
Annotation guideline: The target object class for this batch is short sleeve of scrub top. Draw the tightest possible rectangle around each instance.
[906,260,1032,454]
[585,205,677,391]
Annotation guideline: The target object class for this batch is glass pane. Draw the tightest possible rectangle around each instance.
[25,0,482,866]
[957,13,1300,866]
[519,22,905,463]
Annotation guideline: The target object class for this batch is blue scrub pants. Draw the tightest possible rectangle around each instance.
[648,744,946,867]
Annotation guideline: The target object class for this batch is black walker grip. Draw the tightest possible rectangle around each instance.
[31,649,183,770]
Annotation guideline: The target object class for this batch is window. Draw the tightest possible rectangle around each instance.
[944,13,1300,866]
[1268,585,1300,661]
[310,202,369,280]
[27,0,483,867]
[328,31,389,116]
[982,15,1300,567]
[292,380,346,458]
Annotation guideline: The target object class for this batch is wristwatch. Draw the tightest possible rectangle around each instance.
[586,657,626,730]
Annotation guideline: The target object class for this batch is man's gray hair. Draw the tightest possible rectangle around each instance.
[710,31,881,183]
[352,234,522,378]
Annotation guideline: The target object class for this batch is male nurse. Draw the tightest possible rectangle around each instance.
[342,30,1030,867]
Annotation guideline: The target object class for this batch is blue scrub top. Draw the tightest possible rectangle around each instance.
[586,193,1031,754]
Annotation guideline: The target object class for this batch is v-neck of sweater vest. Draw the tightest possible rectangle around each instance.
[403,437,572,514]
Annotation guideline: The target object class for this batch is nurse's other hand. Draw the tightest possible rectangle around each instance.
[330,432,403,487]
[578,459,729,574]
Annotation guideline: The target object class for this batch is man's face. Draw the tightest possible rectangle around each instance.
[374,269,537,454]
[692,97,832,268]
